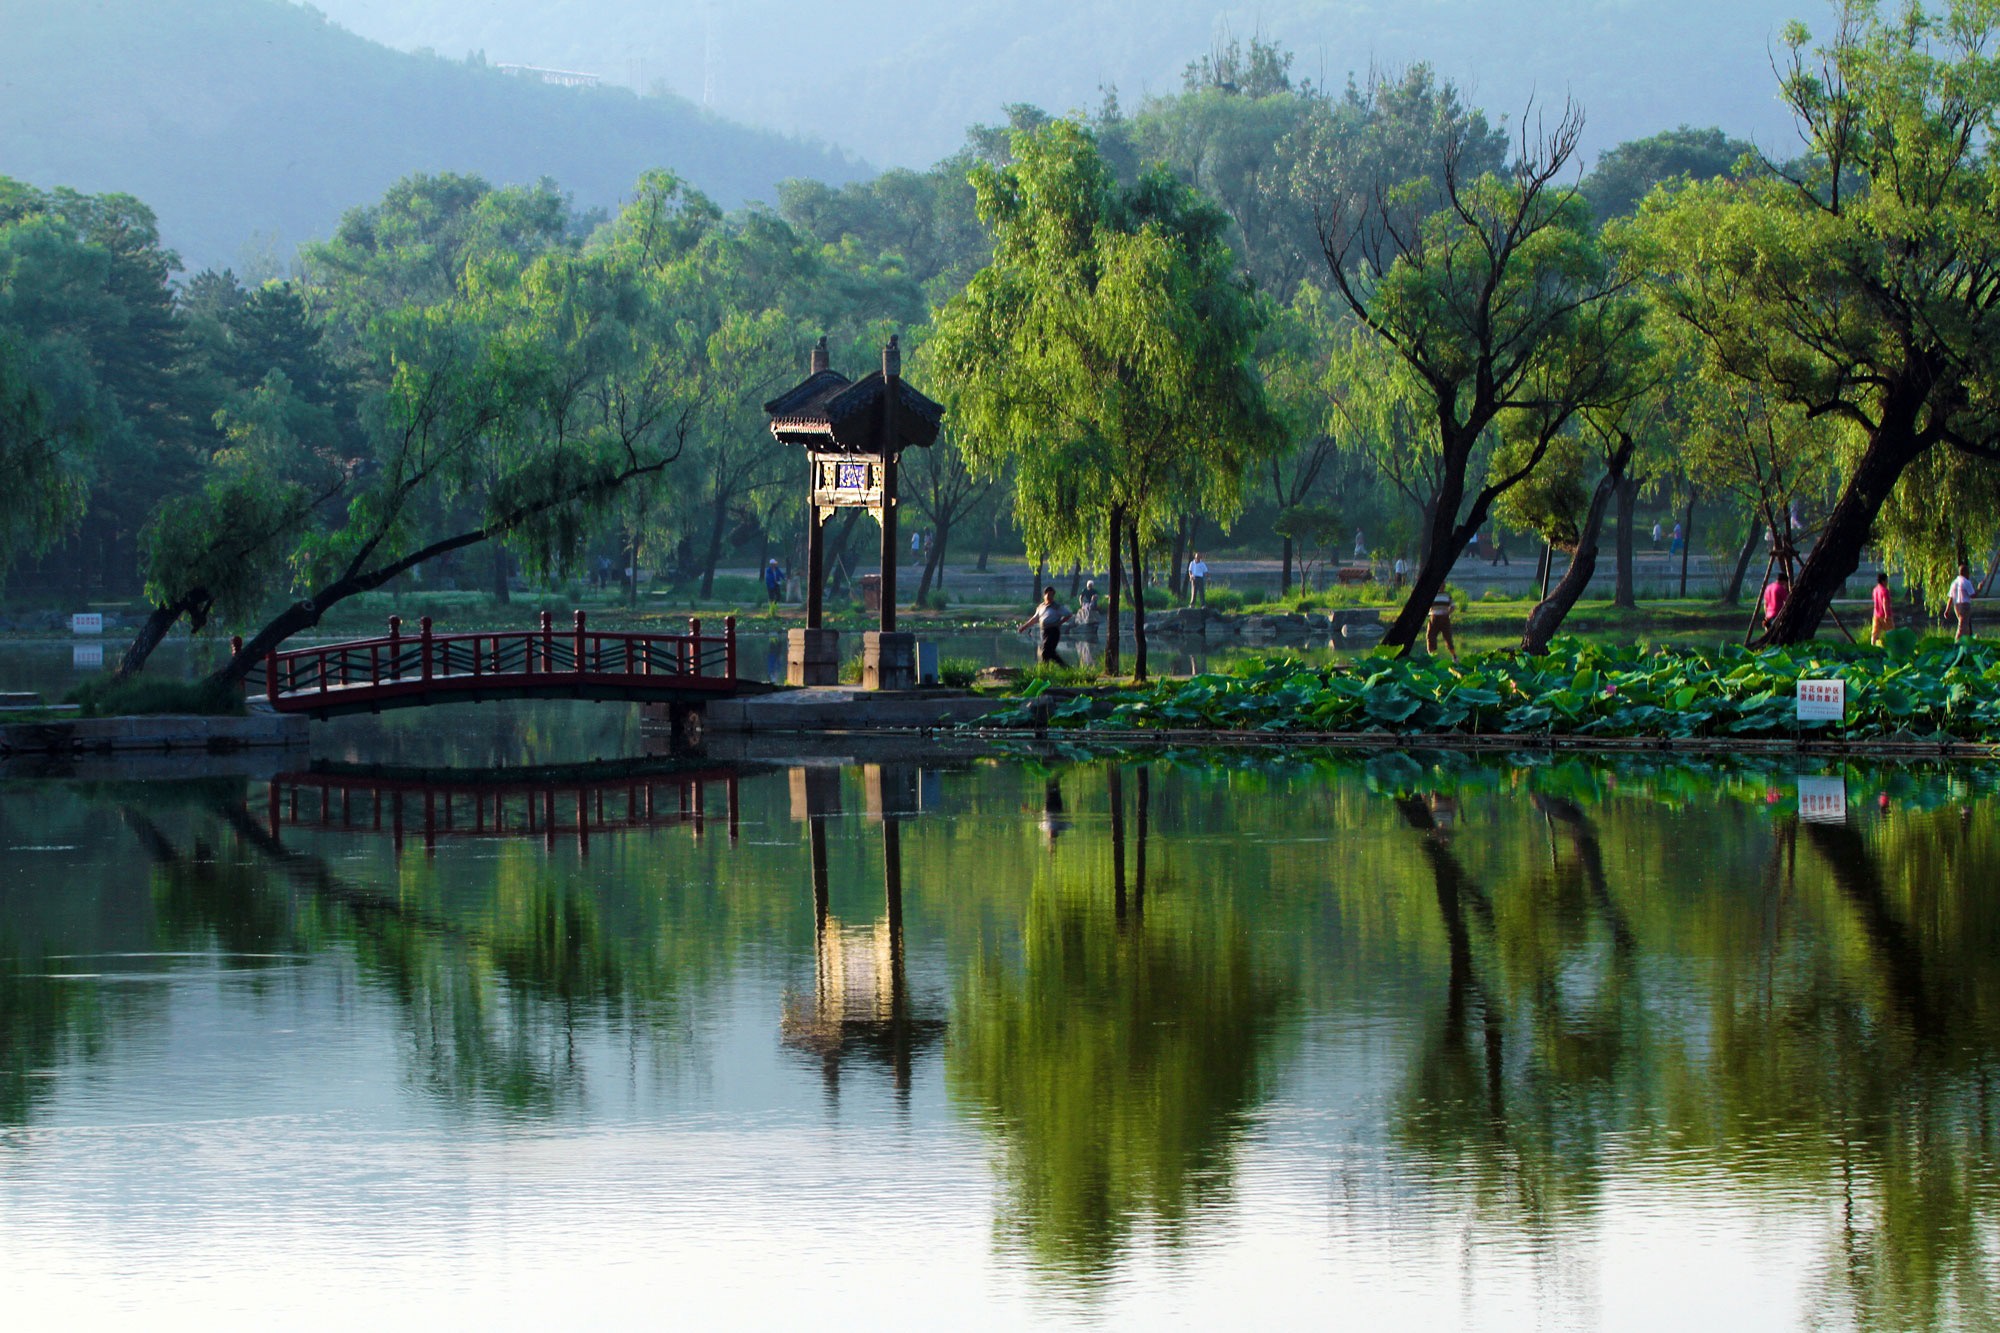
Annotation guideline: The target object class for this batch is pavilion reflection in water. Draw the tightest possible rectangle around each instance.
[780,763,947,1098]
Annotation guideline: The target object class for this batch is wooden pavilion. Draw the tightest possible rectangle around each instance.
[764,336,942,687]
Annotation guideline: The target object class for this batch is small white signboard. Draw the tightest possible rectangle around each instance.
[70,612,103,635]
[1797,678,1845,722]
[1798,775,1848,825]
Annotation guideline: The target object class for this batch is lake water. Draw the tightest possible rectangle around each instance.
[2,696,1997,1328]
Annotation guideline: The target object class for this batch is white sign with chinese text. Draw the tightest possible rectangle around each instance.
[1798,775,1848,824]
[1796,678,1845,722]
[70,612,103,635]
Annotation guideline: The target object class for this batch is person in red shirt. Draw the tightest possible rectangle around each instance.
[1870,572,1894,645]
[1761,570,1790,628]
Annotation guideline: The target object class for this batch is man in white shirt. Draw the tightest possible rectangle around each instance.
[1948,563,1977,640]
[1019,586,1072,664]
[1187,552,1208,606]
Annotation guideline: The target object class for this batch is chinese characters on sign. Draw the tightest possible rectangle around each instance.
[70,613,103,635]
[835,461,868,492]
[1796,678,1845,722]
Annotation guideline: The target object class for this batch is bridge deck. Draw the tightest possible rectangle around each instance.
[260,613,773,719]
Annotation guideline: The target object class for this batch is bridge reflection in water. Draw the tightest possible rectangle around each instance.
[266,762,746,855]
[265,756,954,1099]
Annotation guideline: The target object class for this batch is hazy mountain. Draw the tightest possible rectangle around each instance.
[306,0,1812,168]
[0,0,864,271]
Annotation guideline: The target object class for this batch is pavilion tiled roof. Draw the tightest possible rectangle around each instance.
[764,337,942,453]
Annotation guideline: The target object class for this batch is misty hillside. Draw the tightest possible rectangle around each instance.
[0,0,864,271]
[308,0,1811,168]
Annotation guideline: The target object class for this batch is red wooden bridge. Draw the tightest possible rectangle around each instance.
[257,612,770,719]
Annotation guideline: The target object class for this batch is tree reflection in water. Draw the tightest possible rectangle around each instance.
[0,755,1995,1324]
[946,765,1289,1283]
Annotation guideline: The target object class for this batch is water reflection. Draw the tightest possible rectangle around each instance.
[0,752,1996,1325]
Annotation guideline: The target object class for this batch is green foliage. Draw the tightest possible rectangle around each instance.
[1580,125,1755,221]
[931,118,1283,567]
[66,674,244,717]
[939,656,984,688]
[1629,1,2000,623]
[1014,637,2000,740]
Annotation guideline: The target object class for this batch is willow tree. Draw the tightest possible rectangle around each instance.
[1633,1,2000,642]
[139,173,714,688]
[930,119,1280,679]
[1308,93,1641,654]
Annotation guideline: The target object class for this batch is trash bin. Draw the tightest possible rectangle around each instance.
[860,573,882,613]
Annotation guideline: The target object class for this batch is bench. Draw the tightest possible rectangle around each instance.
[1335,566,1373,586]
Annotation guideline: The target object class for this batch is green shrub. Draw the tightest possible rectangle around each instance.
[68,674,245,717]
[838,652,864,684]
[1018,661,1102,687]
[939,656,983,688]
[1205,589,1247,613]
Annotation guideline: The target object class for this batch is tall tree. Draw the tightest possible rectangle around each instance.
[932,120,1280,679]
[1633,1,2000,641]
[1308,92,1641,653]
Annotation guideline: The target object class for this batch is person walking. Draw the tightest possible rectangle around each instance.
[1186,552,1208,607]
[1392,556,1407,590]
[1870,571,1894,645]
[1426,588,1458,661]
[1352,528,1366,561]
[1019,586,1072,665]
[1651,521,1662,548]
[1492,531,1509,566]
[1948,563,1977,640]
[763,557,785,608]
[1670,521,1684,557]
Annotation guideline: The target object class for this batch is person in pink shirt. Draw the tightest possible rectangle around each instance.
[1870,572,1894,645]
[1761,570,1790,628]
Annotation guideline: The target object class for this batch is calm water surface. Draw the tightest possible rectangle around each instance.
[1,699,1997,1328]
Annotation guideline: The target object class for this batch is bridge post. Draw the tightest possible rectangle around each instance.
[420,617,434,682]
[574,610,587,674]
[540,611,553,674]
[689,618,703,677]
[725,616,737,679]
[388,616,402,681]
[266,650,280,704]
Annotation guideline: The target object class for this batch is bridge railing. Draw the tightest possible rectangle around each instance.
[265,611,738,704]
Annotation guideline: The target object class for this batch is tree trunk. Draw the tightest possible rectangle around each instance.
[1128,521,1149,683]
[1721,515,1760,605]
[112,598,196,684]
[1678,499,1694,598]
[913,520,951,607]
[1167,514,1192,600]
[824,509,864,596]
[1765,421,1925,645]
[1612,476,1638,609]
[698,491,729,598]
[491,544,510,605]
[1385,468,1487,654]
[1105,506,1123,677]
[1522,443,1631,653]
[1068,560,1082,600]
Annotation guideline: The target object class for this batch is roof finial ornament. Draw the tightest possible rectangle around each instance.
[882,333,900,381]
[809,335,830,375]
